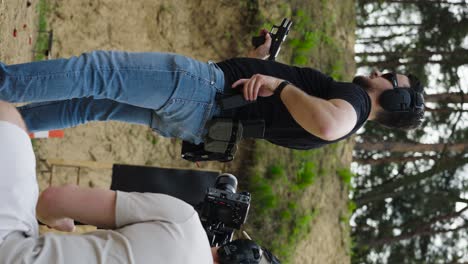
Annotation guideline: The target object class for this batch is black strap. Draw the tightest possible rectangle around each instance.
[274,80,291,98]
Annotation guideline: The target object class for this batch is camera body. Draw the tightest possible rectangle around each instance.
[197,173,251,246]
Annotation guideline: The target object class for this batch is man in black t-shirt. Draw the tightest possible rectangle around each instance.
[1,31,424,150]
[215,32,424,149]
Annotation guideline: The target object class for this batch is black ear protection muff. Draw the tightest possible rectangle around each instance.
[217,239,282,264]
[218,239,263,264]
[379,87,424,112]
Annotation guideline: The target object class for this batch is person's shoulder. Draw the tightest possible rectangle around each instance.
[327,81,371,114]
[334,81,368,94]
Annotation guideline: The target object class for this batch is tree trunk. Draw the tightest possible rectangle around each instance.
[357,57,467,67]
[355,188,416,206]
[354,155,468,206]
[364,206,468,248]
[356,59,444,69]
[357,23,422,28]
[353,155,437,165]
[356,32,415,44]
[356,50,467,57]
[386,0,467,5]
[425,93,466,104]
[354,142,468,152]
[425,106,468,113]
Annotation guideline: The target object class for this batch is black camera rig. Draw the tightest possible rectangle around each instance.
[199,174,280,263]
[197,173,251,247]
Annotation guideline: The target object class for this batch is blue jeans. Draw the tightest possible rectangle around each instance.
[0,51,225,144]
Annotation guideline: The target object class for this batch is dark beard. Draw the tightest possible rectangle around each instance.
[352,76,371,92]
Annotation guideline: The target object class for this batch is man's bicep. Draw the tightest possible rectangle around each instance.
[327,99,358,139]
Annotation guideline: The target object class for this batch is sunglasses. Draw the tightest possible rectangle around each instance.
[381,72,398,88]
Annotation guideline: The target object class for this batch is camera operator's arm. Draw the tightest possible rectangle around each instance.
[247,29,272,60]
[36,185,197,231]
[36,184,117,231]
[232,74,357,141]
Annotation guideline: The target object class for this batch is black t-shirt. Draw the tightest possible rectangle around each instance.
[216,57,371,149]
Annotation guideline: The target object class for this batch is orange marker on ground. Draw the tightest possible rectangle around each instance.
[29,130,65,139]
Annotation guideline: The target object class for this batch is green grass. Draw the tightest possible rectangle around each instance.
[242,142,354,262]
[296,161,317,190]
[243,141,331,262]
[34,0,51,61]
[337,167,356,257]
[289,9,320,66]
[337,167,357,215]
[337,168,354,191]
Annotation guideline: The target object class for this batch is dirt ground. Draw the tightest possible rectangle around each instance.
[0,0,354,263]
[0,0,38,64]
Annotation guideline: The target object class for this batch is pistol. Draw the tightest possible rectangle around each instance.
[251,18,293,61]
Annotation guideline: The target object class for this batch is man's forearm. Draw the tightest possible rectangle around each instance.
[37,185,117,229]
[279,84,357,141]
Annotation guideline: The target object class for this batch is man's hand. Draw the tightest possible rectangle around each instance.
[232,74,283,101]
[247,29,272,60]
[42,217,76,232]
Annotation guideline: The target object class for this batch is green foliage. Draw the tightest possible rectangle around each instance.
[250,172,278,214]
[34,0,51,61]
[329,59,345,80]
[347,200,357,214]
[296,161,316,189]
[337,168,354,190]
[268,164,285,180]
[146,132,158,145]
[289,9,320,66]
[337,168,357,219]
[271,209,318,260]
[287,7,347,82]
[280,209,292,221]
[244,142,341,262]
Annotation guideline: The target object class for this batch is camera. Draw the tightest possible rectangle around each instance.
[197,173,251,246]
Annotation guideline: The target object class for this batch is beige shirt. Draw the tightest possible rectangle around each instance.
[0,192,213,264]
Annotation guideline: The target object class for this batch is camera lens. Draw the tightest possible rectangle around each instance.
[215,173,238,193]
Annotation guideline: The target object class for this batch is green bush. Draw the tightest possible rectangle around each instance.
[289,9,319,66]
[296,161,316,189]
[35,0,51,61]
[250,173,278,213]
[268,164,285,180]
[337,168,354,190]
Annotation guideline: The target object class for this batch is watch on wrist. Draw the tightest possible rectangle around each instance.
[274,80,291,97]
